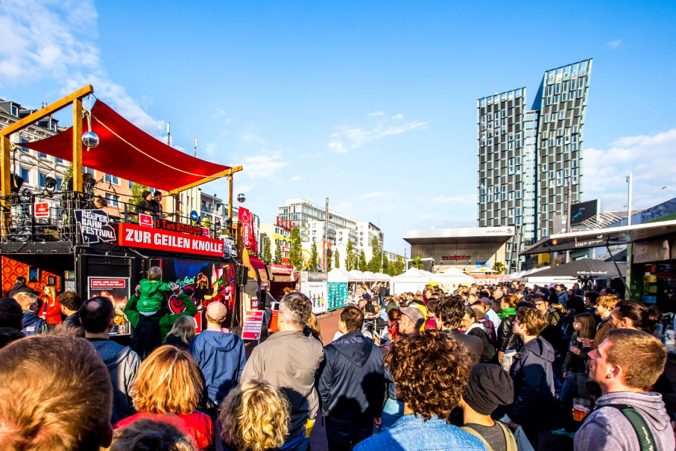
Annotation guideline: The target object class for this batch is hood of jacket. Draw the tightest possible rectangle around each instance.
[596,391,672,432]
[196,329,241,352]
[89,339,134,370]
[139,279,164,296]
[523,336,555,363]
[330,331,376,367]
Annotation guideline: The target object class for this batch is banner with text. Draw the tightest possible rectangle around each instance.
[238,207,258,253]
[242,310,265,341]
[118,223,225,257]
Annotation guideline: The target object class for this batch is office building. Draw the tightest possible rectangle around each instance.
[477,59,592,269]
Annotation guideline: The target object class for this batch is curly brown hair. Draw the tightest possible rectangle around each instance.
[385,329,471,421]
[431,295,465,329]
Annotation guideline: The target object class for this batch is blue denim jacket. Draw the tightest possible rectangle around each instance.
[354,414,487,450]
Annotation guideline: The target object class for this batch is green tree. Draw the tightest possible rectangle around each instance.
[334,248,340,269]
[492,261,505,274]
[388,256,405,276]
[130,182,149,208]
[289,227,303,271]
[382,257,390,275]
[358,251,368,272]
[345,241,355,271]
[326,248,333,272]
[411,256,423,270]
[309,242,319,272]
[262,236,272,263]
[367,236,383,273]
[273,240,282,264]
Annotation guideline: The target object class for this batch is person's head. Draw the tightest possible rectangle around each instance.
[386,329,471,420]
[357,297,368,310]
[493,287,504,300]
[205,301,227,328]
[513,307,548,338]
[131,346,203,415]
[595,294,620,319]
[611,301,660,333]
[80,296,115,334]
[584,291,600,308]
[339,306,363,333]
[589,329,667,393]
[13,291,38,312]
[165,316,197,347]
[219,380,290,451]
[0,297,23,330]
[14,275,26,285]
[147,266,163,281]
[0,334,113,450]
[93,196,107,209]
[306,313,321,341]
[500,293,518,310]
[59,291,83,315]
[278,292,312,331]
[111,419,195,451]
[42,285,56,299]
[398,306,424,335]
[527,293,549,314]
[433,295,465,330]
[142,190,152,201]
[460,306,476,331]
[154,191,163,201]
[461,363,514,416]
[573,312,596,339]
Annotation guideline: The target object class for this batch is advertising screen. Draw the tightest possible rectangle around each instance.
[570,199,599,225]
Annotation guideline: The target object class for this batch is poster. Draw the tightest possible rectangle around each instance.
[327,282,348,311]
[242,310,264,341]
[303,281,328,314]
[75,209,117,244]
[88,277,131,336]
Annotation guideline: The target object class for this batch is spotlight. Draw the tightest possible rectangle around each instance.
[237,193,246,203]
[10,174,24,193]
[43,176,57,196]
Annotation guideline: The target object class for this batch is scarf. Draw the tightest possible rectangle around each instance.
[498,307,516,320]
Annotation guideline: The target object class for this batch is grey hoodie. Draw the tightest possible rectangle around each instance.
[574,391,675,451]
[88,339,141,424]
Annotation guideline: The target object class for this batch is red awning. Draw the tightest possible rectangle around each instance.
[23,100,233,192]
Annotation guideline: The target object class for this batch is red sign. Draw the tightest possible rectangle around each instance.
[90,278,126,289]
[270,264,294,275]
[275,216,296,231]
[238,207,258,253]
[154,218,203,236]
[442,255,472,261]
[34,202,50,218]
[118,223,224,257]
[139,214,154,227]
[242,310,265,341]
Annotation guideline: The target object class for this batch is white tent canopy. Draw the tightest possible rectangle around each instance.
[327,268,349,283]
[391,268,431,295]
[347,270,365,282]
[362,271,377,281]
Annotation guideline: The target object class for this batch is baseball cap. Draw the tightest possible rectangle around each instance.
[206,301,227,323]
[400,306,425,328]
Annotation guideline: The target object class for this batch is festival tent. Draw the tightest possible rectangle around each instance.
[347,270,365,282]
[362,271,378,281]
[327,268,349,282]
[431,268,474,291]
[390,268,432,295]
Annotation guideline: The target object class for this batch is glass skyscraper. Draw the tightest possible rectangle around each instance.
[477,59,592,270]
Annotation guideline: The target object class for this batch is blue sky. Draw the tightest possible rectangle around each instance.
[1,0,675,253]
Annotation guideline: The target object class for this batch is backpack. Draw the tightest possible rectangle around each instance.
[461,421,517,451]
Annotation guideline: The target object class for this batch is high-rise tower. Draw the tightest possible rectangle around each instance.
[477,59,592,270]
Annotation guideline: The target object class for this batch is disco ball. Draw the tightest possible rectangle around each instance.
[82,131,100,149]
[237,193,246,203]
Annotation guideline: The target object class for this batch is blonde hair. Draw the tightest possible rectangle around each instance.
[131,346,203,415]
[596,294,620,310]
[219,380,290,451]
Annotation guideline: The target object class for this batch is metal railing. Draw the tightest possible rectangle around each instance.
[0,190,232,244]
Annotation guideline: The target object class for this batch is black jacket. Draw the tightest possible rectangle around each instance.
[445,329,483,363]
[497,314,520,352]
[318,331,385,421]
[466,325,497,363]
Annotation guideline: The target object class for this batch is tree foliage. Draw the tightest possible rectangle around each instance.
[130,182,149,208]
[273,240,282,264]
[334,248,340,269]
[309,242,319,272]
[411,256,424,270]
[345,241,355,271]
[492,261,505,274]
[367,236,382,273]
[358,251,368,272]
[326,248,332,272]
[261,236,272,263]
[289,227,303,271]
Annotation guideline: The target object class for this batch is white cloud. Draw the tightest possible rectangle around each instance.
[290,175,301,182]
[328,112,426,153]
[241,131,265,146]
[606,39,623,49]
[213,108,232,126]
[584,128,676,211]
[242,150,288,179]
[361,190,397,200]
[0,0,164,135]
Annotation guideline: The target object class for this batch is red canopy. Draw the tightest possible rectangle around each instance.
[23,100,233,192]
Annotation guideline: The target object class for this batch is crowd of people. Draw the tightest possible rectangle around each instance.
[0,276,674,450]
